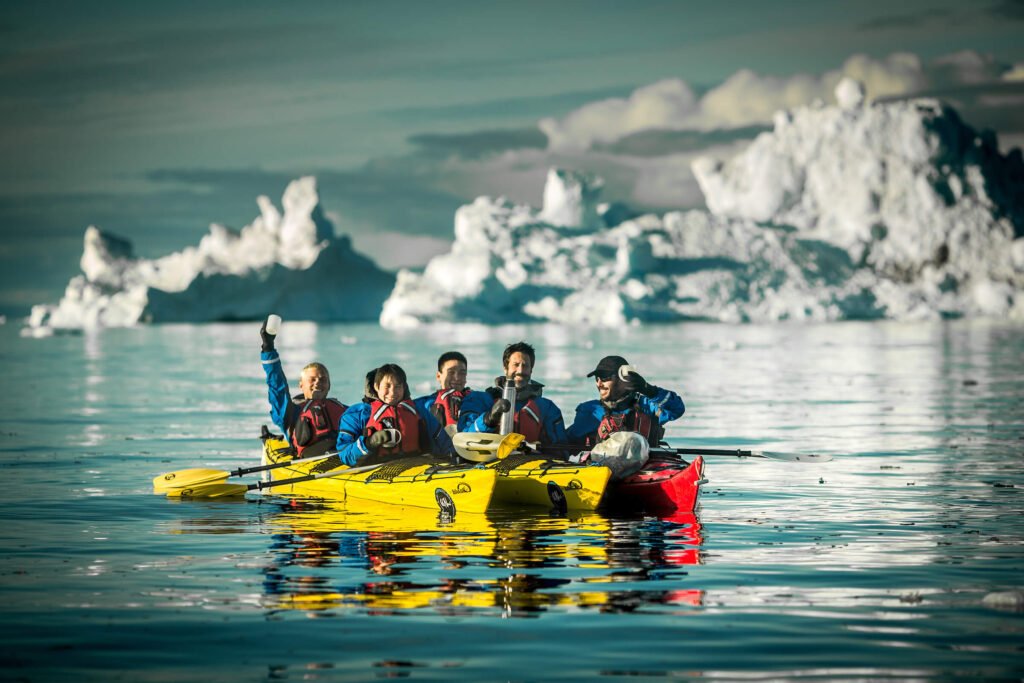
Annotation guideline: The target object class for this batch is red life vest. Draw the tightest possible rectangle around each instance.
[365,399,422,456]
[596,406,661,444]
[292,398,347,457]
[513,399,544,443]
[432,388,470,427]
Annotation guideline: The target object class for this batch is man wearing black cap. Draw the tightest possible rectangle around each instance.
[566,355,685,446]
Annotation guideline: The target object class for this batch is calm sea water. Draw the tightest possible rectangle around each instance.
[1,319,1022,681]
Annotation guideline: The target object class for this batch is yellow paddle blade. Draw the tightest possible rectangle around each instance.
[450,432,527,462]
[153,468,230,493]
[165,482,249,499]
[496,433,526,459]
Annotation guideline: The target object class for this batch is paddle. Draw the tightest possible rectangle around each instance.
[539,443,832,463]
[451,432,526,463]
[648,446,832,463]
[164,461,385,499]
[153,450,341,493]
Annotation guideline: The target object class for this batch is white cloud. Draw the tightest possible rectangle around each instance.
[538,51,1018,152]
[539,79,699,152]
[1003,64,1024,82]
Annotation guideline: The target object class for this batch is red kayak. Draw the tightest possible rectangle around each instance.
[608,456,705,512]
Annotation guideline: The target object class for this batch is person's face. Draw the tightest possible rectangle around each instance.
[300,367,330,399]
[437,360,467,391]
[375,375,401,405]
[595,373,624,402]
[505,352,533,389]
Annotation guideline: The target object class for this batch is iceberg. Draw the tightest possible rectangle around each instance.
[381,79,1024,327]
[25,177,394,335]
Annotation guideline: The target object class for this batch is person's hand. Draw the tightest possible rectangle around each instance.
[366,430,397,451]
[620,368,658,397]
[484,398,511,428]
[259,320,275,352]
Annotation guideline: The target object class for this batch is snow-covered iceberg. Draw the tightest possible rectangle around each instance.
[26,177,394,335]
[381,79,1024,327]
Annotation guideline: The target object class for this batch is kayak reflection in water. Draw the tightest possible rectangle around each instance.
[566,355,685,448]
[335,363,456,466]
[459,341,568,446]
[259,319,348,458]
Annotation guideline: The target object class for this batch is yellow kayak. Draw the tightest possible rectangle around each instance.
[262,436,497,515]
[486,452,611,511]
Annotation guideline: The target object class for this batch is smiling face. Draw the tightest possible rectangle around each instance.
[595,374,624,402]
[374,374,401,406]
[299,365,330,400]
[437,359,467,391]
[504,351,533,389]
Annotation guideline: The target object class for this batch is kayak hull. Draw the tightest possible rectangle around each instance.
[263,436,497,514]
[609,456,704,512]
[488,454,611,511]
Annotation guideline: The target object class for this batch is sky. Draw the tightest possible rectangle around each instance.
[2,0,1023,316]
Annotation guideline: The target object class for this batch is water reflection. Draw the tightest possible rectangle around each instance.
[171,500,705,617]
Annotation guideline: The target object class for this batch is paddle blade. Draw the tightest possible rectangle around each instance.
[496,433,526,459]
[452,432,511,462]
[153,468,230,493]
[166,482,249,499]
[762,451,833,463]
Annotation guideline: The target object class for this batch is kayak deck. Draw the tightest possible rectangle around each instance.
[263,436,497,515]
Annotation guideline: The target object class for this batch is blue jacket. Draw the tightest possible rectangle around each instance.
[261,350,300,446]
[566,387,685,445]
[458,385,567,445]
[335,400,456,466]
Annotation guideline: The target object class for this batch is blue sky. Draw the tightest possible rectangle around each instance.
[2,0,1023,314]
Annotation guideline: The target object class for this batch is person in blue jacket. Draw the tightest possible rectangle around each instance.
[260,321,347,457]
[414,351,471,432]
[459,341,567,445]
[335,363,456,466]
[566,355,685,447]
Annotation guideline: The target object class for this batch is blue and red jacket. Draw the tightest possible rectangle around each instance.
[414,387,471,428]
[566,387,684,446]
[261,349,347,455]
[458,382,567,445]
[335,399,456,466]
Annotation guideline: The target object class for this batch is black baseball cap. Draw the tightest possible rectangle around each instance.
[586,355,628,379]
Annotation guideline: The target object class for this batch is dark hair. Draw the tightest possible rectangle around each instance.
[502,341,535,369]
[374,363,407,388]
[437,351,467,372]
[363,368,378,400]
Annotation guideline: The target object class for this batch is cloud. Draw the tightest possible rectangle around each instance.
[408,128,547,160]
[593,126,769,157]
[540,79,700,152]
[855,8,954,30]
[538,51,1019,152]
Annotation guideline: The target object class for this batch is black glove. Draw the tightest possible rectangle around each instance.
[621,370,658,398]
[259,320,275,353]
[366,430,394,452]
[484,398,511,429]
[431,401,447,425]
